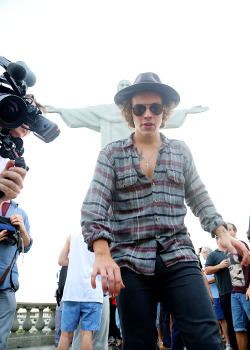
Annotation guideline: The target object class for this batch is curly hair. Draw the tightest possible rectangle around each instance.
[119,95,175,129]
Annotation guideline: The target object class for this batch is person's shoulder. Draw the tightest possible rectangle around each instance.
[101,136,132,155]
[163,136,191,156]
[205,250,216,263]
[161,133,189,149]
[10,201,29,221]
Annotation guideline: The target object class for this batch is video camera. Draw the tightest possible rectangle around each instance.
[0,56,60,166]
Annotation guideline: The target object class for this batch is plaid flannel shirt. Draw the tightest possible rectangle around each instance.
[81,133,226,275]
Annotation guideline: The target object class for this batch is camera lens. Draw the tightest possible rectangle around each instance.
[0,94,27,129]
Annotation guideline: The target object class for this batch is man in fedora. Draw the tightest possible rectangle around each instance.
[81,72,249,349]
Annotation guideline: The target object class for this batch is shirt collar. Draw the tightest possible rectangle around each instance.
[123,132,170,149]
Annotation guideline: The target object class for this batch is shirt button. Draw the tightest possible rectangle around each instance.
[122,183,126,188]
[156,235,161,239]
[154,199,158,203]
[152,183,156,186]
[156,217,160,222]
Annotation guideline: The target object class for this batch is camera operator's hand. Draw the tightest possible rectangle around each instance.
[0,160,26,203]
[0,229,8,242]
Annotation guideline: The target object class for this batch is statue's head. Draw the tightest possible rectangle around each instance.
[117,80,131,92]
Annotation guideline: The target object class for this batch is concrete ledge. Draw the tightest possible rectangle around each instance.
[7,334,55,349]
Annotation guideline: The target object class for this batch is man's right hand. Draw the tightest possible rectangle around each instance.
[92,239,125,297]
[219,259,229,269]
[0,160,26,202]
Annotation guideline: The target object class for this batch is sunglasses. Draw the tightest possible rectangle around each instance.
[132,103,163,117]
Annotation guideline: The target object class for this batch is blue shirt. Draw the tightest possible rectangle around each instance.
[206,273,219,298]
[0,200,32,291]
[82,133,226,275]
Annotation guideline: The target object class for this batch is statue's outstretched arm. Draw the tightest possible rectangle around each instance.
[45,105,101,132]
[166,105,209,129]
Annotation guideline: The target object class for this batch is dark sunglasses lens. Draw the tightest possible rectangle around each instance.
[150,103,163,115]
[133,104,146,116]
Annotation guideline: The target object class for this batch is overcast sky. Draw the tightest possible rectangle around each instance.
[1,0,250,302]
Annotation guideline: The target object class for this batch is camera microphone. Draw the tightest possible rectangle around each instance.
[16,61,36,87]
[7,63,27,82]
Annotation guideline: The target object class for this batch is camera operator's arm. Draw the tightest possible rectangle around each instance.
[0,160,26,203]
[58,235,70,266]
[9,213,30,247]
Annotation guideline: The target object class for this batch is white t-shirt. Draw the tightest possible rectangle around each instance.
[62,232,103,303]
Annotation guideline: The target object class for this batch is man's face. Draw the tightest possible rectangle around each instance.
[201,250,208,260]
[117,80,131,92]
[132,91,163,138]
[227,224,236,237]
[9,124,30,139]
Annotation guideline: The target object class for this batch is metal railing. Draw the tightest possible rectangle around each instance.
[7,302,57,349]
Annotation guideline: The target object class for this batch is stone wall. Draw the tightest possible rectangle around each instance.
[7,302,57,349]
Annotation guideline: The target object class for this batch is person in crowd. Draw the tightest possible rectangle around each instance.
[108,296,121,347]
[57,233,103,350]
[247,217,250,243]
[55,266,68,347]
[115,307,122,348]
[72,291,109,350]
[81,72,249,350]
[202,247,231,350]
[0,200,32,350]
[7,94,46,140]
[205,237,239,350]
[158,303,171,350]
[226,223,250,350]
[227,223,238,239]
[0,93,46,199]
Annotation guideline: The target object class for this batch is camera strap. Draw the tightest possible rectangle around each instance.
[0,247,18,283]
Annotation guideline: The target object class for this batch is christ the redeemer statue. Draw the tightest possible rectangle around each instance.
[46,80,209,148]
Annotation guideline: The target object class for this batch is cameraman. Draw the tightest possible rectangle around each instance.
[0,94,46,203]
[0,200,32,350]
[0,94,44,349]
[8,94,46,139]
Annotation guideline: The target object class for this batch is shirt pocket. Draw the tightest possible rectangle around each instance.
[164,169,185,206]
[114,170,149,212]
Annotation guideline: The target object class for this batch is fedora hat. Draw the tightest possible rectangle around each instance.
[114,72,180,107]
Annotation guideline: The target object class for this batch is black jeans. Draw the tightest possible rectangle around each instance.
[117,254,223,350]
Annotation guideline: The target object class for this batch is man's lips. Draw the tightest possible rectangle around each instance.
[142,123,154,127]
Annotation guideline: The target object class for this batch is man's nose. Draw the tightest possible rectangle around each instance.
[144,106,153,117]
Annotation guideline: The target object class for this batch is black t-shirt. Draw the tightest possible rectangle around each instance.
[205,249,232,296]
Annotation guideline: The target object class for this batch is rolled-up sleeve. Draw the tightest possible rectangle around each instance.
[20,210,33,253]
[81,149,115,251]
